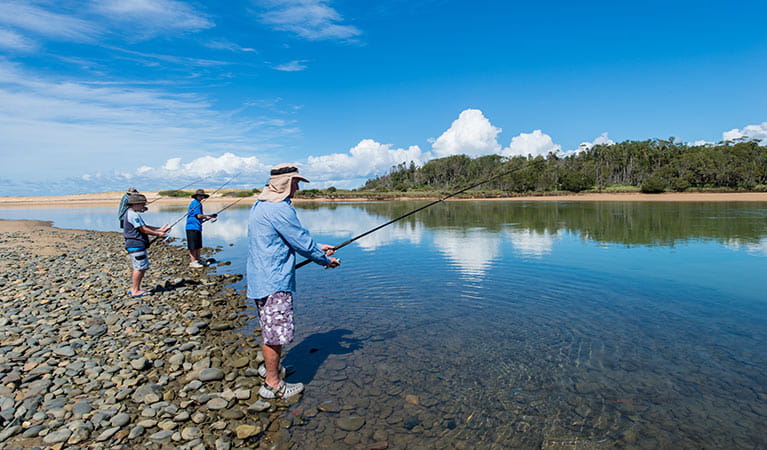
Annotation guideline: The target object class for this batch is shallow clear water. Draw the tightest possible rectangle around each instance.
[2,201,766,448]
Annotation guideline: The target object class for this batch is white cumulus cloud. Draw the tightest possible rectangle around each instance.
[431,109,502,157]
[723,122,767,143]
[502,129,561,157]
[306,139,424,182]
[142,153,268,179]
[577,132,614,152]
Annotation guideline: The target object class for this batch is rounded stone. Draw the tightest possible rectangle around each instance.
[337,416,365,432]
[236,424,261,440]
[43,428,72,444]
[199,368,225,382]
[206,398,228,410]
[181,426,202,440]
[111,412,131,427]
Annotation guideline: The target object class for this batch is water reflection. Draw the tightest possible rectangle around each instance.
[2,201,767,447]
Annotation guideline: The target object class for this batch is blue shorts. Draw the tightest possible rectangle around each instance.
[127,249,149,271]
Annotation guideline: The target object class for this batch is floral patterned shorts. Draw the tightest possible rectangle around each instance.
[254,291,294,346]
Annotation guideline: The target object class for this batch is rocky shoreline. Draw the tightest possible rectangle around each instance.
[0,221,313,449]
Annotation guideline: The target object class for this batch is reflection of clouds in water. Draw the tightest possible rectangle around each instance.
[432,228,501,277]
[504,228,560,257]
[299,207,424,251]
[723,238,767,256]
[202,218,248,243]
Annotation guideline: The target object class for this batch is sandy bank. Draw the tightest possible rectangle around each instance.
[1,191,767,208]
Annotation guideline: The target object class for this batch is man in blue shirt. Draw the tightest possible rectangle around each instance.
[248,163,340,399]
[186,189,217,268]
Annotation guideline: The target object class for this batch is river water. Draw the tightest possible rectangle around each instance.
[2,201,766,448]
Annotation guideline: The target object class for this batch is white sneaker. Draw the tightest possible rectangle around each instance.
[189,261,204,268]
[258,381,304,399]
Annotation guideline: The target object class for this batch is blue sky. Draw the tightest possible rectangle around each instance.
[1,0,766,195]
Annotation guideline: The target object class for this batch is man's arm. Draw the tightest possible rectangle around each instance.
[273,205,332,266]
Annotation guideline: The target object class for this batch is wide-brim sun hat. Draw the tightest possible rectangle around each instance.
[192,189,210,199]
[257,163,309,202]
[127,193,148,205]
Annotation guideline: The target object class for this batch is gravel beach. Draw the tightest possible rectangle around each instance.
[0,220,306,449]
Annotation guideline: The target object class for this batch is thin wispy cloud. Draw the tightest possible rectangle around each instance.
[0,60,296,192]
[273,60,307,71]
[204,39,257,53]
[0,1,99,42]
[92,0,214,37]
[0,27,37,52]
[258,0,361,41]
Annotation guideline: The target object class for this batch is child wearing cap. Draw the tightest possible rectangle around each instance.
[123,193,170,297]
[186,189,217,268]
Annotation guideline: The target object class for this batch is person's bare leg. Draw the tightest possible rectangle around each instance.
[263,343,282,389]
[189,249,196,263]
[131,269,146,294]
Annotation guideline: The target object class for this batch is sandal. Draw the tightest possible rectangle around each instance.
[257,364,294,378]
[258,380,304,399]
[128,290,152,298]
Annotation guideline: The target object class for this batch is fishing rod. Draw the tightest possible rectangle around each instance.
[146,176,209,205]
[205,195,249,223]
[296,160,543,269]
[147,171,242,247]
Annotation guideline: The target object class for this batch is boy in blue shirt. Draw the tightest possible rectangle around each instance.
[186,189,217,268]
[123,193,169,297]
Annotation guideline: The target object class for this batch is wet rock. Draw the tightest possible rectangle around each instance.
[236,424,262,439]
[247,400,271,412]
[337,416,365,431]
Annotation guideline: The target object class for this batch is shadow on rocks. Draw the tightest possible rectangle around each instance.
[283,329,363,384]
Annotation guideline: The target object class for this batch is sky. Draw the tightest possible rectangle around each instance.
[1,0,766,195]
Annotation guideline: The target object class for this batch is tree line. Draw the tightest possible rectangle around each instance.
[361,139,767,193]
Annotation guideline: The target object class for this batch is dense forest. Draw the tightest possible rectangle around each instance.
[361,139,767,194]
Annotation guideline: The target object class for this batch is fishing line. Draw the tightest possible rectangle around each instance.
[148,171,243,247]
[296,160,543,269]
[146,176,210,205]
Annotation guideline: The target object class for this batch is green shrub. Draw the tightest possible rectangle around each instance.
[671,177,690,192]
[158,190,189,197]
[559,171,594,192]
[640,175,667,193]
[327,186,337,193]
